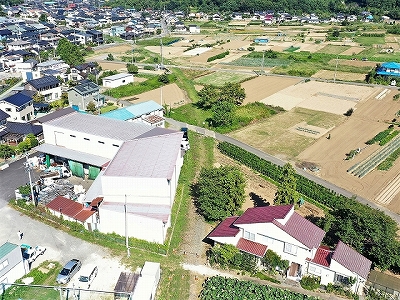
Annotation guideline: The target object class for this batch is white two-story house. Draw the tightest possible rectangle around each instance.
[24,75,62,102]
[207,205,371,294]
[0,92,34,122]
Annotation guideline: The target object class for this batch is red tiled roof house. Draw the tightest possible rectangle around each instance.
[207,205,371,294]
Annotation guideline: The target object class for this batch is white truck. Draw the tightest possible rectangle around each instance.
[40,166,72,180]
[22,245,46,263]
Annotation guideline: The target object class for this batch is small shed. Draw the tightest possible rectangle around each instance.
[114,272,139,300]
[103,73,134,88]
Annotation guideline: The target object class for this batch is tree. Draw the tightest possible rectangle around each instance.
[158,74,169,84]
[327,205,400,270]
[25,134,38,148]
[195,166,245,221]
[33,93,45,103]
[56,38,84,66]
[274,163,298,205]
[126,63,138,74]
[0,144,14,159]
[38,14,47,22]
[198,83,246,109]
[211,101,235,127]
[106,53,114,61]
[86,101,96,113]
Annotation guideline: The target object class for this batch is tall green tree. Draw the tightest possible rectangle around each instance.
[211,100,235,127]
[56,38,84,66]
[0,144,14,159]
[198,83,246,109]
[38,14,47,22]
[195,166,245,221]
[274,163,298,205]
[126,63,138,74]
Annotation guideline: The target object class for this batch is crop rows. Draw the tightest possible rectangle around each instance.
[366,128,393,145]
[200,276,320,300]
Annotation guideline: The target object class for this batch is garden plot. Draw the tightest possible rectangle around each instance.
[297,89,400,210]
[221,40,251,50]
[240,76,302,105]
[332,59,379,68]
[189,48,225,63]
[296,42,326,52]
[289,121,331,139]
[260,81,379,114]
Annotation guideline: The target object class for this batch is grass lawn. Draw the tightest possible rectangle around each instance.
[2,261,62,300]
[317,45,351,55]
[100,105,118,113]
[194,72,255,86]
[354,36,386,46]
[108,74,175,98]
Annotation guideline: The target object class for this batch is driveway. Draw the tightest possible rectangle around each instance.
[0,205,129,296]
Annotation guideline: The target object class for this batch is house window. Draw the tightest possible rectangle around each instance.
[122,79,125,83]
[284,243,298,255]
[244,231,255,241]
[84,138,90,141]
[112,144,119,147]
[309,265,322,274]
[22,116,26,121]
[5,108,11,112]
[335,274,350,285]
[98,141,104,144]
[0,259,9,272]
[70,135,76,138]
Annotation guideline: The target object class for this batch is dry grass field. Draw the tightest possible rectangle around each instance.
[229,107,346,160]
[312,70,366,81]
[124,83,187,107]
[340,46,366,55]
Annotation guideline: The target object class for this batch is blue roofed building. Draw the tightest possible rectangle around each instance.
[376,62,400,77]
[0,91,34,122]
[101,100,164,127]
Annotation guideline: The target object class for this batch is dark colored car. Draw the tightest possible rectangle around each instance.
[56,259,82,284]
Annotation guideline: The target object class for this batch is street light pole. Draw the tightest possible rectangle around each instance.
[124,194,130,257]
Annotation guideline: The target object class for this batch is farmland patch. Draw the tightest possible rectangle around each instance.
[194,72,254,86]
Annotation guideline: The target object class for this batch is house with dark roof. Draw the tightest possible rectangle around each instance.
[0,91,34,122]
[207,205,371,294]
[24,75,61,102]
[68,80,105,111]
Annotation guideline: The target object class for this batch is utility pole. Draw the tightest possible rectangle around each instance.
[334,55,339,83]
[124,194,130,257]
[24,155,35,205]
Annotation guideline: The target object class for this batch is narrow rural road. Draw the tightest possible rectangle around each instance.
[166,118,400,225]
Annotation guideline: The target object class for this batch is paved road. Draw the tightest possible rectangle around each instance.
[166,118,400,225]
[0,205,128,295]
[0,156,40,207]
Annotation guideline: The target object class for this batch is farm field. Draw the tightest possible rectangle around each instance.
[194,72,254,86]
[188,48,226,63]
[297,89,400,212]
[312,70,366,81]
[229,107,346,160]
[240,76,302,104]
[145,45,188,59]
[124,83,186,107]
[260,81,379,114]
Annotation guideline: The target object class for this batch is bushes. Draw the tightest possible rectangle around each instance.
[300,275,321,290]
[207,51,229,62]
[207,244,257,274]
[366,128,397,145]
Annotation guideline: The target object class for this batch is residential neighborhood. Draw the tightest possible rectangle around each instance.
[1,0,400,299]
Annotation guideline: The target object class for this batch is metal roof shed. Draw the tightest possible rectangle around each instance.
[114,272,139,300]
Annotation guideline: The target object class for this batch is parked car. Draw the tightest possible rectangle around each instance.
[56,259,82,284]
[22,245,46,263]
[78,265,98,289]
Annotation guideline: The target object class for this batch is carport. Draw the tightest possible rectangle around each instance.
[367,270,400,299]
[35,143,109,179]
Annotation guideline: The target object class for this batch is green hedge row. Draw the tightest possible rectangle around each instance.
[217,141,354,210]
[207,51,230,62]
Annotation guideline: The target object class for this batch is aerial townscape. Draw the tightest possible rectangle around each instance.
[1,0,400,299]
